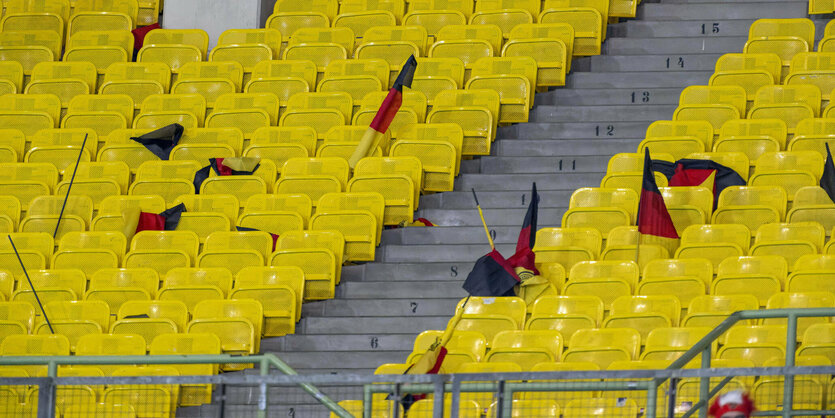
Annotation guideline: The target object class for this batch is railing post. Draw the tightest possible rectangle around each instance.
[783,313,798,418]
[432,375,444,418]
[36,377,56,418]
[257,357,269,418]
[698,346,711,418]
[392,383,401,418]
[499,380,513,418]
[363,383,373,418]
[667,377,678,418]
[449,379,460,418]
[645,378,658,418]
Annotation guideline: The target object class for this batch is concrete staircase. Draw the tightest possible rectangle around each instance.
[196,0,821,416]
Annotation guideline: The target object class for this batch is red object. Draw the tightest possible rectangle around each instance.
[507,183,539,274]
[426,347,447,374]
[367,56,416,134]
[132,23,160,51]
[638,148,679,239]
[709,391,755,417]
[136,212,165,232]
[213,158,233,176]
[415,218,434,227]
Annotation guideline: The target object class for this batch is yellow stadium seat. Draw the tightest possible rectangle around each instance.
[159,267,233,313]
[407,330,486,374]
[65,30,132,78]
[642,327,714,363]
[713,255,787,306]
[452,362,523,410]
[351,156,422,225]
[789,118,835,157]
[333,3,400,41]
[22,195,92,239]
[1,334,70,376]
[563,260,638,310]
[683,294,759,329]
[231,266,300,337]
[673,85,746,134]
[505,23,574,86]
[137,43,201,75]
[786,52,835,101]
[243,193,312,230]
[354,91,427,140]
[411,57,464,103]
[562,327,640,369]
[430,88,498,156]
[274,176,342,209]
[126,231,199,276]
[317,192,385,247]
[410,399,482,418]
[283,156,350,187]
[532,227,601,272]
[269,0,337,42]
[172,61,244,107]
[355,41,421,83]
[245,126,315,168]
[675,224,751,271]
[471,0,539,38]
[27,128,97,175]
[0,162,59,210]
[270,247,336,300]
[750,151,823,198]
[639,258,711,308]
[280,91,352,139]
[748,85,821,134]
[799,323,835,363]
[169,127,244,164]
[75,333,146,375]
[718,324,787,366]
[25,61,96,109]
[763,292,835,341]
[37,300,110,351]
[112,300,187,348]
[69,0,137,32]
[686,151,751,182]
[656,186,713,234]
[12,268,84,310]
[209,44,272,85]
[600,171,669,195]
[197,248,263,277]
[712,185,786,232]
[0,128,25,163]
[130,160,200,205]
[2,0,68,35]
[187,299,263,358]
[92,194,166,233]
[525,295,602,341]
[751,222,824,269]
[332,400,403,418]
[753,373,825,413]
[362,24,428,58]
[0,29,60,68]
[390,138,456,192]
[143,28,208,57]
[562,187,637,236]
[136,93,205,130]
[398,123,463,174]
[789,254,835,294]
[484,330,563,370]
[196,161,274,206]
[466,56,536,123]
[710,53,781,99]
[715,119,787,163]
[403,0,471,37]
[205,92,279,139]
[0,93,60,136]
[87,267,158,315]
[519,361,600,405]
[603,295,681,343]
[245,60,315,108]
[447,296,526,345]
[110,365,179,416]
[148,333,221,406]
[278,230,344,282]
[642,119,715,160]
[745,18,814,79]
[0,301,34,344]
[283,43,349,83]
[99,62,170,109]
[430,24,500,73]
[57,229,126,263]
[539,0,608,56]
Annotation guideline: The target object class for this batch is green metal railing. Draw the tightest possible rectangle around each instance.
[0,353,353,418]
[665,307,835,418]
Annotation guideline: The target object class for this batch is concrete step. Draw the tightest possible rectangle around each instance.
[419,190,575,209]
[301,316,452,334]
[604,37,746,55]
[566,70,712,87]
[620,19,754,37]
[455,173,605,191]
[497,121,651,140]
[589,54,721,72]
[638,2,807,20]
[529,104,676,123]
[414,207,566,229]
[493,138,642,157]
[299,298,460,318]
[478,155,610,174]
[341,262,477,282]
[264,333,421,352]
[272,350,412,371]
[382,226,530,245]
[336,280,470,300]
[380,243,527,263]
[535,87,684,106]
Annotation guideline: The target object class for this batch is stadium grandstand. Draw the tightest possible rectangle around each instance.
[1,0,835,416]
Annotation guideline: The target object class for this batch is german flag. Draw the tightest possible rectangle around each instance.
[236,225,279,252]
[637,148,679,240]
[348,55,418,168]
[130,123,184,160]
[658,158,746,209]
[822,143,835,203]
[121,203,186,240]
[507,182,539,274]
[192,157,261,191]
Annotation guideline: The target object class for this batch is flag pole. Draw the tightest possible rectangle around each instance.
[471,188,495,250]
[53,133,88,238]
[8,236,53,333]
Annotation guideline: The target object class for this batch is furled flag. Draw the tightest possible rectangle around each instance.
[130,123,184,160]
[655,158,746,209]
[507,182,539,274]
[193,157,261,191]
[236,225,279,252]
[821,143,835,203]
[120,203,186,240]
[348,55,418,168]
[462,249,521,297]
[405,296,470,376]
[637,148,679,240]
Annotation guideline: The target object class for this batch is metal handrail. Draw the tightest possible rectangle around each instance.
[0,353,353,418]
[664,307,835,418]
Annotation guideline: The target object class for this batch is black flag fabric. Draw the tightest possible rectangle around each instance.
[193,157,261,191]
[236,225,279,252]
[137,203,186,232]
[462,249,521,297]
[658,158,746,209]
[130,123,184,160]
[822,143,835,203]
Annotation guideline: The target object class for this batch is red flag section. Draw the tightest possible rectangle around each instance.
[638,148,679,239]
[507,182,539,274]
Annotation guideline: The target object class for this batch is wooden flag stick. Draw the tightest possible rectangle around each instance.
[8,236,53,333]
[53,133,88,238]
[471,188,495,250]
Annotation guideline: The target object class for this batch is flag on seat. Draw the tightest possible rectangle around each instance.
[121,203,186,240]
[236,225,279,252]
[660,158,746,209]
[406,296,470,375]
[822,143,835,203]
[507,182,539,274]
[348,55,418,168]
[638,148,679,240]
[130,123,184,160]
[193,157,261,191]
[462,249,520,297]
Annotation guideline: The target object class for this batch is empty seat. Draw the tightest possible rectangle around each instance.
[0,31,60,76]
[538,0,608,56]
[0,334,70,376]
[799,323,835,364]
[280,92,352,139]
[714,255,787,306]
[525,295,603,341]
[532,227,601,273]
[350,156,422,225]
[642,119,715,160]
[642,327,714,363]
[403,0,472,37]
[358,26,427,80]
[23,195,93,239]
[484,330,563,370]
[149,333,221,405]
[750,151,823,198]
[430,89,498,156]
[744,18,814,79]
[68,0,138,40]
[159,267,232,313]
[38,300,110,351]
[353,91,427,140]
[561,328,641,369]
[411,57,465,103]
[205,92,279,139]
[27,128,98,174]
[75,333,146,375]
[333,0,402,40]
[100,62,171,109]
[65,30,132,78]
[87,268,158,315]
[562,187,637,236]
[126,231,200,276]
[639,258,712,308]
[710,53,781,100]
[683,294,759,329]
[675,224,751,271]
[92,195,166,232]
[603,295,681,343]
[601,226,674,270]
[718,325,787,366]
[112,300,188,349]
[25,61,96,108]
[751,222,825,268]
[712,185,786,232]
[788,254,835,293]
[139,29,208,71]
[0,94,60,138]
[232,266,302,336]
[673,85,746,135]
[788,118,835,156]
[749,85,821,134]
[715,119,788,163]
[173,61,244,107]
[316,192,385,248]
[763,292,835,340]
[657,186,713,233]
[563,260,639,310]
[187,299,263,359]
[448,296,526,344]
[268,0,337,43]
[467,57,536,124]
